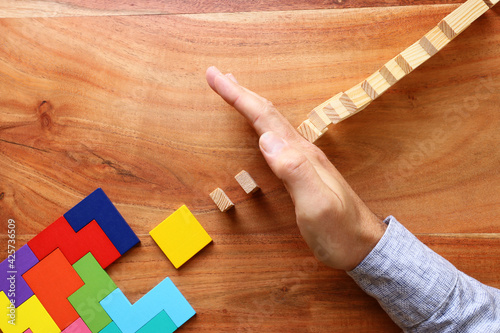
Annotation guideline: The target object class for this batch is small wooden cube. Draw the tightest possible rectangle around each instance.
[209,188,234,212]
[235,170,260,194]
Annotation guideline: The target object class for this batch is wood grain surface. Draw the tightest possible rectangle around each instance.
[0,2,499,332]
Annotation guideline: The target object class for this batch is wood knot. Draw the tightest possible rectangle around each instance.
[37,101,53,129]
[0,192,4,200]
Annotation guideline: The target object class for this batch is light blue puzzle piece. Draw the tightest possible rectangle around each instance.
[100,277,195,333]
[99,321,122,333]
[136,310,177,333]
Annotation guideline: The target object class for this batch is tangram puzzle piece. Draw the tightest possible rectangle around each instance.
[100,277,195,333]
[61,318,92,333]
[68,253,118,333]
[0,244,39,306]
[64,188,140,255]
[235,170,260,194]
[100,322,122,333]
[22,248,84,330]
[150,205,212,269]
[0,292,59,333]
[28,216,120,269]
[209,187,234,212]
[136,310,177,333]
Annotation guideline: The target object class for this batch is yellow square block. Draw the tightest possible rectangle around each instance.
[150,205,212,269]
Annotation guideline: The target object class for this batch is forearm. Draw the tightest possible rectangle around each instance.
[348,216,500,332]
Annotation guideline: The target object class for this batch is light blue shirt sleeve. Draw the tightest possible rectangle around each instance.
[347,216,500,332]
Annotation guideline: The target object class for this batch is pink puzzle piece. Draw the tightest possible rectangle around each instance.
[62,318,92,333]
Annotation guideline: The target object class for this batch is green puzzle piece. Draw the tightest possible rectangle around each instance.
[68,253,118,333]
[137,310,177,333]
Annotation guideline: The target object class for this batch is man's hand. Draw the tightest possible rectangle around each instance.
[206,66,387,271]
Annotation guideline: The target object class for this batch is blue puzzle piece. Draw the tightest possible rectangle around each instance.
[0,244,39,306]
[136,311,177,333]
[100,277,195,333]
[100,321,123,333]
[64,188,140,255]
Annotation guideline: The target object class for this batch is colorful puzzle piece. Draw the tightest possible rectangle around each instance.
[0,189,196,333]
[150,205,212,269]
[68,253,117,333]
[64,188,140,255]
[28,216,120,268]
[136,311,177,333]
[22,248,84,330]
[100,322,122,333]
[100,277,195,333]
[0,244,39,306]
[61,318,92,333]
[0,292,59,333]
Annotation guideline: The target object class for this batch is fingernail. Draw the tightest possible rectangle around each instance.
[208,66,221,75]
[260,132,286,155]
[225,73,239,84]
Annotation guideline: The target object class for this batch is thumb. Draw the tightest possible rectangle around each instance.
[259,131,331,207]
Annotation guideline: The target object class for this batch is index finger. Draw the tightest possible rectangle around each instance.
[206,66,301,140]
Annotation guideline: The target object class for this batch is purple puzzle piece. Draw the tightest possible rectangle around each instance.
[0,244,39,306]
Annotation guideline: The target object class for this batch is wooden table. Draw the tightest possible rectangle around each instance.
[1,1,499,331]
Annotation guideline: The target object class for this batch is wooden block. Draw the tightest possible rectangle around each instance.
[419,36,439,57]
[61,318,92,333]
[438,20,457,40]
[307,108,331,131]
[383,57,409,81]
[395,54,413,74]
[483,0,499,8]
[0,292,60,333]
[0,244,39,306]
[361,80,378,100]
[344,85,372,112]
[22,248,84,330]
[100,277,195,333]
[209,188,234,212]
[28,215,121,269]
[234,170,260,194]
[64,188,140,256]
[68,253,117,332]
[136,311,177,333]
[400,41,432,71]
[149,205,212,269]
[439,0,490,39]
[422,26,451,53]
[297,119,327,143]
[365,71,392,97]
[318,92,351,124]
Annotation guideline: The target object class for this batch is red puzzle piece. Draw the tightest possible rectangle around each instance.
[28,216,120,268]
[22,248,84,330]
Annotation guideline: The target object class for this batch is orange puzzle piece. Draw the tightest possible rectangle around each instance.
[23,248,84,331]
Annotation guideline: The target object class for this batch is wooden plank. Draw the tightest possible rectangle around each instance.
[0,1,466,18]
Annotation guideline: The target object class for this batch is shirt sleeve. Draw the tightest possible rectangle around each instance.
[347,216,500,332]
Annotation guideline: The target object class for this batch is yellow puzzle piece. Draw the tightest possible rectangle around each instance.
[150,205,212,269]
[0,291,60,333]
